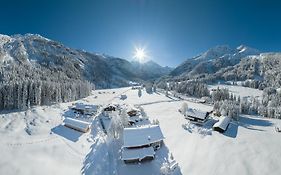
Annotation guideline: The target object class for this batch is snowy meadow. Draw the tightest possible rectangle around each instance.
[1,86,281,175]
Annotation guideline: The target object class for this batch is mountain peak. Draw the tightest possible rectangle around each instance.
[171,44,261,76]
[236,45,260,55]
[0,34,14,44]
[194,44,234,61]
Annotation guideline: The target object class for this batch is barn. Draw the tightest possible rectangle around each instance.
[213,116,231,133]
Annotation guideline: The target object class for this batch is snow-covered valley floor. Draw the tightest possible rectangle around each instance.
[1,87,281,175]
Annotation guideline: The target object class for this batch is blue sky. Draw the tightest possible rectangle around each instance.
[0,0,281,67]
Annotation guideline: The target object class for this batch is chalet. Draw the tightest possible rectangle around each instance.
[103,104,118,118]
[184,108,210,125]
[132,86,142,90]
[71,103,98,115]
[103,105,116,112]
[122,147,155,163]
[121,125,164,163]
[127,107,140,117]
[129,81,140,86]
[63,117,91,133]
[213,116,231,133]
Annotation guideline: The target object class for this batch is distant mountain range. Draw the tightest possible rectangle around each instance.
[167,45,281,89]
[170,45,260,77]
[0,34,172,88]
[1,33,281,90]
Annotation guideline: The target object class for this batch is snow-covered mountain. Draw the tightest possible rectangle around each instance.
[218,52,281,88]
[0,34,171,88]
[131,60,173,80]
[167,44,281,90]
[170,45,260,77]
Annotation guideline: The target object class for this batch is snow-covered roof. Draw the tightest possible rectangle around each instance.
[126,105,139,112]
[104,104,116,111]
[123,125,164,148]
[213,116,231,131]
[63,117,91,132]
[185,108,207,120]
[121,147,155,161]
[72,103,98,111]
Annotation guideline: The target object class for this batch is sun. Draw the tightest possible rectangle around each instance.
[133,47,147,62]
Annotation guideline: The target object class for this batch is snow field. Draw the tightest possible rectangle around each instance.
[0,86,281,175]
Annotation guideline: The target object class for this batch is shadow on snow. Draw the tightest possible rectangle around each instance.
[81,119,112,175]
[223,122,238,138]
[224,115,273,138]
[238,115,273,131]
[51,124,83,142]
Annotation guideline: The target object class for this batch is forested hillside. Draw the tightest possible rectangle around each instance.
[0,34,170,110]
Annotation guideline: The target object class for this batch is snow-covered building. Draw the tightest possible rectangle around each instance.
[121,125,165,163]
[127,106,140,117]
[199,96,211,104]
[103,105,116,112]
[122,147,155,163]
[184,108,210,125]
[120,94,127,100]
[63,117,91,133]
[71,103,98,115]
[102,104,120,118]
[132,86,142,90]
[213,116,231,133]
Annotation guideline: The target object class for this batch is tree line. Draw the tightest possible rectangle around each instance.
[0,80,92,110]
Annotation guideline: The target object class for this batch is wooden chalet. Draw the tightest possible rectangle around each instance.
[121,125,164,163]
[184,108,210,125]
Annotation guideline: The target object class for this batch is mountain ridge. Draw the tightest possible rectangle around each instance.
[0,33,171,88]
[170,44,261,77]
